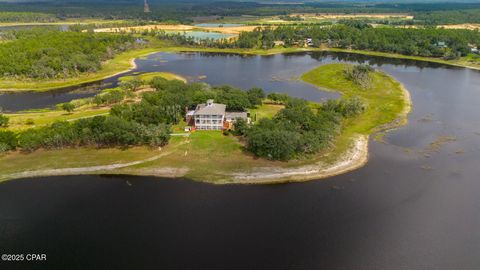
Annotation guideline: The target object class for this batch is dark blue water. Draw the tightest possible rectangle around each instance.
[0,51,455,112]
[1,52,480,269]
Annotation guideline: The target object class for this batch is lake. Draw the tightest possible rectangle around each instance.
[1,52,480,269]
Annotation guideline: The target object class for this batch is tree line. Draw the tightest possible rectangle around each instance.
[0,12,57,23]
[0,29,138,79]
[198,25,480,58]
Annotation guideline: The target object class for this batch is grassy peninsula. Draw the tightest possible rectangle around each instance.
[0,63,410,184]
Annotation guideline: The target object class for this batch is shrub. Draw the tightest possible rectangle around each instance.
[266,93,290,104]
[0,130,17,152]
[322,97,366,118]
[232,118,249,136]
[0,114,9,127]
[62,102,75,113]
[93,88,126,105]
[343,65,374,88]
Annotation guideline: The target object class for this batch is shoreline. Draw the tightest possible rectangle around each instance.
[0,66,413,185]
[0,49,157,92]
[0,137,369,185]
[1,45,479,92]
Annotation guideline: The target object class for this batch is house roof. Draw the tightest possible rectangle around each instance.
[194,103,226,116]
[225,112,248,119]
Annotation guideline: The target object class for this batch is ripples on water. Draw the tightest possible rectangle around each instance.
[1,52,480,269]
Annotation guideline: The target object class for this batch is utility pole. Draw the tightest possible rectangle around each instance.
[144,0,151,13]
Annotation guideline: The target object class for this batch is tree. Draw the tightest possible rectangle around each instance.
[0,114,9,127]
[344,65,374,88]
[121,77,143,91]
[246,123,300,161]
[214,85,252,111]
[233,118,249,136]
[247,87,265,106]
[62,103,75,113]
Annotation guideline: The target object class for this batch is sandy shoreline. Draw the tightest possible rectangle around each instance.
[225,135,369,184]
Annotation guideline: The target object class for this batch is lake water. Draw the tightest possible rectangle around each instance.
[1,52,480,269]
[0,51,413,112]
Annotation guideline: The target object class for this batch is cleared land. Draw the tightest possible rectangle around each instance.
[289,13,413,20]
[93,24,259,35]
[0,64,411,184]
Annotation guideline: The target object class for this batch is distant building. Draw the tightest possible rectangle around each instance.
[274,40,285,47]
[436,41,447,48]
[186,99,249,131]
[305,38,314,47]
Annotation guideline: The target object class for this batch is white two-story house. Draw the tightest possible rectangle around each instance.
[193,99,226,130]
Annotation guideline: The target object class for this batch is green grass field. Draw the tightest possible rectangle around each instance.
[301,63,410,162]
[119,72,187,83]
[249,103,284,120]
[5,107,110,131]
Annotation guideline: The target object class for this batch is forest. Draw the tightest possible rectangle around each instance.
[0,30,137,79]
[1,1,480,25]
[0,12,57,23]
[202,25,480,58]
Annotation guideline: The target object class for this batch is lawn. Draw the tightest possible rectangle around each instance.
[119,72,187,83]
[301,63,410,162]
[249,103,284,120]
[4,107,110,131]
[0,147,159,179]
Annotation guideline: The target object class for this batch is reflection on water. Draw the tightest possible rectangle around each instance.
[1,52,480,269]
[0,51,463,112]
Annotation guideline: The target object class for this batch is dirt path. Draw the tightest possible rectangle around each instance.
[1,152,167,181]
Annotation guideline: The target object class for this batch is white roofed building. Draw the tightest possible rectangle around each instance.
[193,99,226,130]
